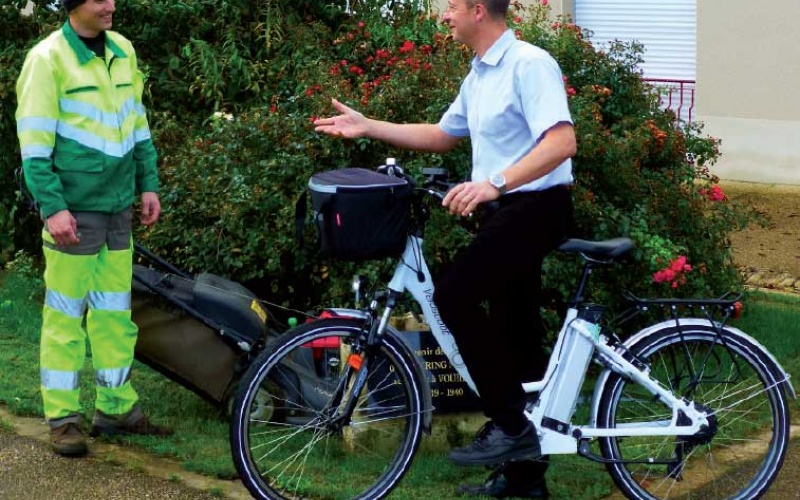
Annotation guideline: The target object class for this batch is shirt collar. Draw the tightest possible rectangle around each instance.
[62,21,127,65]
[472,29,516,69]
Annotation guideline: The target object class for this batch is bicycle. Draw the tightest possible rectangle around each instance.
[229,164,795,500]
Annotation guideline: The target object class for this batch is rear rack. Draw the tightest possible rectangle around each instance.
[614,291,743,331]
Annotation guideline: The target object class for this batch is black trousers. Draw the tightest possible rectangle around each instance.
[433,185,573,432]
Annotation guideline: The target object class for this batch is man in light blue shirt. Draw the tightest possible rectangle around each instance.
[438,29,574,193]
[315,0,575,497]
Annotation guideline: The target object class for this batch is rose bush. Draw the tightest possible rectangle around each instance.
[0,0,764,325]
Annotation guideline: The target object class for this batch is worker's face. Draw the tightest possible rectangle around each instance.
[442,0,479,45]
[70,0,116,38]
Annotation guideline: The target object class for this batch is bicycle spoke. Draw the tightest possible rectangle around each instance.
[598,326,789,499]
[231,320,424,500]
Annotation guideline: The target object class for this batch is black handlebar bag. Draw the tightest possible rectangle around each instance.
[308,168,412,261]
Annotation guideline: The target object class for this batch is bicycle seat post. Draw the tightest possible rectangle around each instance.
[569,261,596,307]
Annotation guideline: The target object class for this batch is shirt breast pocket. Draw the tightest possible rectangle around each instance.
[65,85,100,96]
[478,103,519,140]
[111,64,134,91]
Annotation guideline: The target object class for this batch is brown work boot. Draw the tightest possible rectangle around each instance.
[50,416,88,457]
[90,406,173,437]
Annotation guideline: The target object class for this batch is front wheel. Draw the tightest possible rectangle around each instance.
[230,318,426,500]
[596,323,790,500]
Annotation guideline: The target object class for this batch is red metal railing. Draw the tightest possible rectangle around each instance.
[643,78,696,126]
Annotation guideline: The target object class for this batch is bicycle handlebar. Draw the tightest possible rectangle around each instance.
[375,163,455,202]
[376,164,486,234]
[419,167,455,202]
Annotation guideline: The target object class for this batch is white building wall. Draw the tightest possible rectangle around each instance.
[696,0,800,185]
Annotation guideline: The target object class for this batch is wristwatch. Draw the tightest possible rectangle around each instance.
[489,173,507,195]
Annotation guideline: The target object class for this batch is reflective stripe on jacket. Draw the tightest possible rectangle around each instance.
[16,21,158,218]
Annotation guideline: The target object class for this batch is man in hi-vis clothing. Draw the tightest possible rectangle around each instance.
[16,0,171,456]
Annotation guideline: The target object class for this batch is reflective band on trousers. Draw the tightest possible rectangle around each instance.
[41,368,79,391]
[45,289,86,318]
[96,366,131,388]
[87,290,131,311]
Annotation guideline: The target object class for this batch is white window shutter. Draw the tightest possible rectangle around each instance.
[575,0,696,80]
[575,0,696,122]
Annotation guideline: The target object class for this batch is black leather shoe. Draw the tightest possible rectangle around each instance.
[450,421,541,466]
[457,464,549,499]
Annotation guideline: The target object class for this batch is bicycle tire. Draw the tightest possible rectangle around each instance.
[230,318,426,500]
[595,322,791,500]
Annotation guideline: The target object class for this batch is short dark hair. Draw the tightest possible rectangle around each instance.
[62,0,87,12]
[472,0,510,20]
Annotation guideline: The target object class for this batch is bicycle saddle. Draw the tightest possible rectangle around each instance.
[558,237,634,261]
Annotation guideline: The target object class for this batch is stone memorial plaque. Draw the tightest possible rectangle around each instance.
[399,328,481,413]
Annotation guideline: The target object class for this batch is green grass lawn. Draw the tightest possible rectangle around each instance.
[1,261,798,499]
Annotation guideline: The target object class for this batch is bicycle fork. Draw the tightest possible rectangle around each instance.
[325,292,399,431]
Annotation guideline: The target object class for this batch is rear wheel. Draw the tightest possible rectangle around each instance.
[230,318,425,500]
[596,324,790,499]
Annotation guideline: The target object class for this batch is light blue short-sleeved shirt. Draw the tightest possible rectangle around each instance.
[439,29,574,192]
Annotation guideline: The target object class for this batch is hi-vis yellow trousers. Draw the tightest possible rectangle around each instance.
[39,209,139,421]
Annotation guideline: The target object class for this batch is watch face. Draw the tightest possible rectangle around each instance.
[490,174,506,192]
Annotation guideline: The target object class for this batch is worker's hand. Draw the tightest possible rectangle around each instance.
[140,192,161,226]
[46,210,80,246]
[442,180,500,217]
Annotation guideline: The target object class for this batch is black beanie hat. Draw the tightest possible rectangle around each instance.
[62,0,87,12]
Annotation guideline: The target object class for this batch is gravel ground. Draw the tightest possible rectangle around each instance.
[0,408,250,500]
[723,180,800,291]
[0,431,225,500]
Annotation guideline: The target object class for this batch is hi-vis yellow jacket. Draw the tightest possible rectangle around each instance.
[16,21,158,219]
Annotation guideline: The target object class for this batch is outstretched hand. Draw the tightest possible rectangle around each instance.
[313,99,369,139]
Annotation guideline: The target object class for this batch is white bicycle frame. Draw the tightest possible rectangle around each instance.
[376,235,713,456]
